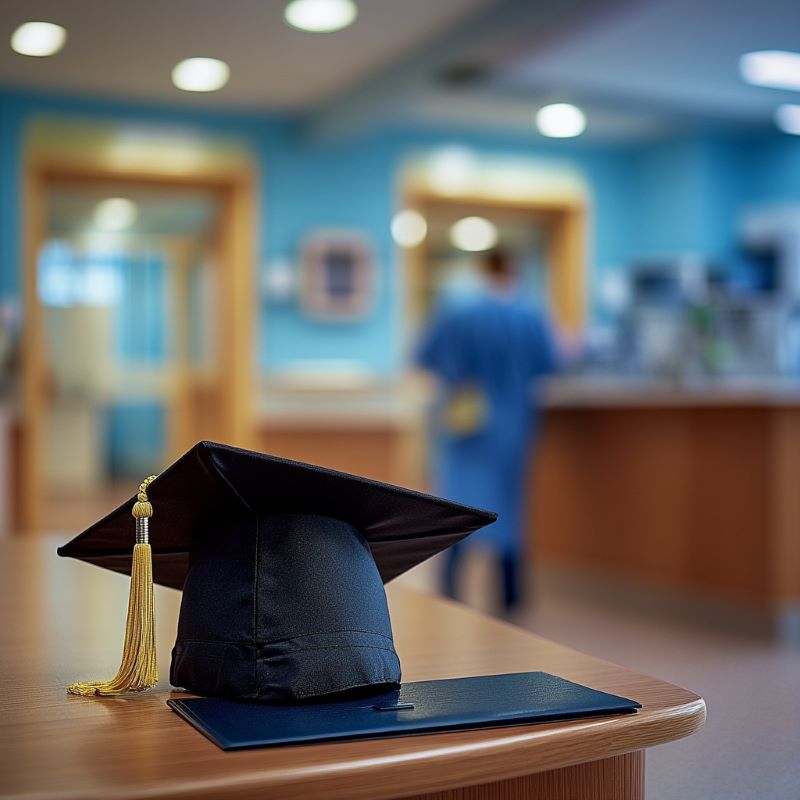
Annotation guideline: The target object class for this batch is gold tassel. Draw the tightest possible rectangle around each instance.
[68,476,160,696]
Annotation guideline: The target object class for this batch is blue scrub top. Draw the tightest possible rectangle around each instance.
[416,293,557,555]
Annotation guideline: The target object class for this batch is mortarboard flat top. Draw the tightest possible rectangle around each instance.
[58,440,498,590]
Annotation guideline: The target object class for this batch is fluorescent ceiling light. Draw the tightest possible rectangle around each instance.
[284,0,358,32]
[93,198,138,231]
[172,57,230,92]
[535,103,587,138]
[776,105,800,135]
[449,217,498,253]
[740,50,800,91]
[10,21,66,57]
[391,209,427,248]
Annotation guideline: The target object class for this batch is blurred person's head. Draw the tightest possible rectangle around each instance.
[482,249,518,290]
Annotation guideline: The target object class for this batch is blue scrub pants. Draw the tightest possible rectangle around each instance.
[442,543,522,612]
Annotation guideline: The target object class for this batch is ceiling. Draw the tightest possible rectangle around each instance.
[0,0,491,109]
[1,0,799,137]
[500,0,800,123]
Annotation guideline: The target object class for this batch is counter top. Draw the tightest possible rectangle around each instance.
[257,388,415,427]
[253,374,800,426]
[0,536,705,800]
[542,376,800,408]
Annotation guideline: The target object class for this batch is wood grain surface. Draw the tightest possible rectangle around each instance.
[406,752,644,800]
[533,405,800,608]
[0,537,705,800]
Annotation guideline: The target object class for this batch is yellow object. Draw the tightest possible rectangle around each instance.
[67,476,159,696]
[443,386,489,436]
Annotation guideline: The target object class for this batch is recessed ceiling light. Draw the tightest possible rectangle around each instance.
[284,0,358,33]
[535,103,587,138]
[391,210,427,248]
[449,217,498,252]
[171,57,230,92]
[10,21,66,57]
[776,105,800,135]
[740,51,800,91]
[428,146,477,195]
[93,198,138,231]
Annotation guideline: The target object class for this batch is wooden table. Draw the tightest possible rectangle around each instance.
[0,537,705,800]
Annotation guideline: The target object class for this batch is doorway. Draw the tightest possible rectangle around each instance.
[400,191,587,494]
[403,193,586,332]
[20,163,255,533]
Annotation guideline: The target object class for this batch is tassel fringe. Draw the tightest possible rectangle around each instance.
[68,476,159,696]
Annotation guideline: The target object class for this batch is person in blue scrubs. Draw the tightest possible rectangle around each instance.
[416,250,557,612]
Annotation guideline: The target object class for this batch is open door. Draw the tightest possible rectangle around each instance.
[19,163,255,533]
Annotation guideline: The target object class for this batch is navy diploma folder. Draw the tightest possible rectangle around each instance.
[167,671,641,750]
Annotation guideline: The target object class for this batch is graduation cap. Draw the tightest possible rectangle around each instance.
[59,441,496,703]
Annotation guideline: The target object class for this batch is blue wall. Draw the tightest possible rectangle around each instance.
[620,134,793,264]
[745,132,800,205]
[262,129,400,374]
[263,126,637,375]
[2,87,799,377]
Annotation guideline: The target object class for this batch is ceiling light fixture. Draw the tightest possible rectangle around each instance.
[535,103,587,138]
[171,57,230,92]
[740,50,800,92]
[284,0,358,33]
[427,146,477,196]
[391,210,427,248]
[10,21,66,57]
[93,198,139,231]
[449,217,498,253]
[776,105,800,135]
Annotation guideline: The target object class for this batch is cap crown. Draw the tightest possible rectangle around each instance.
[172,513,401,702]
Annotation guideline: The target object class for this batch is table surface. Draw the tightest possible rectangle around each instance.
[0,537,705,800]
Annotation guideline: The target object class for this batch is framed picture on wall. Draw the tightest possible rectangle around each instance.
[299,230,376,321]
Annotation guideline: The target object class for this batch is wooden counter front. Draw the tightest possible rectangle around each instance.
[0,537,704,800]
[533,404,800,627]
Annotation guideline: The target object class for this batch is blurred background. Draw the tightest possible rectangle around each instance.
[1,0,799,796]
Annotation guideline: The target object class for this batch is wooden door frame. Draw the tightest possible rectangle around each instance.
[19,159,256,533]
[401,191,587,332]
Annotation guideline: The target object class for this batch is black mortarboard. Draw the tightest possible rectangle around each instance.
[59,440,496,703]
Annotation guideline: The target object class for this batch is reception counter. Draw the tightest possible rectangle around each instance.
[254,375,800,635]
[534,377,800,636]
